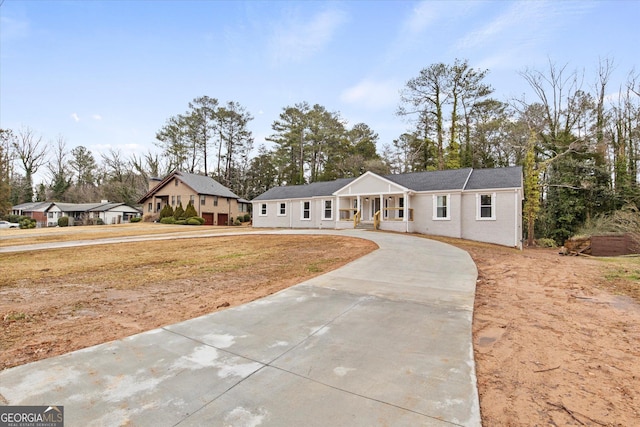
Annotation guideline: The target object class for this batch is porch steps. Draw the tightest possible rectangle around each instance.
[355,222,375,230]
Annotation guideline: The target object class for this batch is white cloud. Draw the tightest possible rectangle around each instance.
[403,1,438,36]
[92,114,102,120]
[340,79,400,110]
[268,8,348,64]
[456,1,596,53]
[70,113,80,122]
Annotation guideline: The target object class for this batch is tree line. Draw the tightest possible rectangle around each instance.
[1,57,638,244]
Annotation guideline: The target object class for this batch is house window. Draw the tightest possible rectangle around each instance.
[171,195,175,206]
[398,197,404,218]
[477,193,496,220]
[301,201,310,220]
[433,194,450,220]
[278,202,286,216]
[148,203,152,213]
[190,195,195,204]
[201,195,206,205]
[175,179,179,186]
[214,196,219,207]
[260,203,267,216]
[323,200,332,220]
[177,195,181,205]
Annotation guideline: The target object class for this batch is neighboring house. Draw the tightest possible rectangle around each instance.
[12,201,141,227]
[252,167,524,248]
[11,202,54,224]
[138,171,243,225]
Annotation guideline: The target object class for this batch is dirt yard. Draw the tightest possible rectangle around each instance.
[1,228,639,425]
[454,239,640,427]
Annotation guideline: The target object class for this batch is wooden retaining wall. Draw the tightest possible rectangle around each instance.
[591,233,640,257]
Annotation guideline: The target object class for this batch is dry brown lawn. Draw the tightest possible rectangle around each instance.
[2,225,639,425]
[0,231,377,370]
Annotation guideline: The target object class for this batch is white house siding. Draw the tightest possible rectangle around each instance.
[460,190,522,248]
[253,199,338,229]
[410,192,463,239]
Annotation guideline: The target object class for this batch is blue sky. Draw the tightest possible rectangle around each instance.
[1,0,638,179]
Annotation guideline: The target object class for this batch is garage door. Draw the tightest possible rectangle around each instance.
[202,213,214,225]
[217,213,228,226]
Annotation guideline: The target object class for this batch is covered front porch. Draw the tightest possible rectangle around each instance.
[336,193,413,230]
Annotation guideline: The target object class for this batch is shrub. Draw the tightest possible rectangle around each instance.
[174,203,185,220]
[233,217,242,226]
[130,217,142,223]
[536,238,557,248]
[19,217,36,229]
[7,214,21,223]
[186,218,202,225]
[189,216,205,224]
[184,201,198,218]
[243,213,251,222]
[175,219,187,225]
[96,218,105,225]
[160,217,176,224]
[159,204,174,219]
[58,216,69,227]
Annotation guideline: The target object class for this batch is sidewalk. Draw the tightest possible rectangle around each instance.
[0,230,480,426]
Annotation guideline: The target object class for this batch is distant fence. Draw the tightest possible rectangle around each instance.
[591,233,640,257]
[563,233,640,256]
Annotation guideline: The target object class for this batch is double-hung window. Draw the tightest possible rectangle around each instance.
[301,201,311,220]
[278,202,287,216]
[477,193,496,220]
[259,203,267,216]
[200,195,206,205]
[323,200,333,220]
[433,194,450,220]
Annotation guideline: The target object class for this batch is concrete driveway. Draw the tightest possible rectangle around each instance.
[0,230,480,426]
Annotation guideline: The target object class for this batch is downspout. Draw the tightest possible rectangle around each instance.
[515,189,520,249]
[289,200,292,229]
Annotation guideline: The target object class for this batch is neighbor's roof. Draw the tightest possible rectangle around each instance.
[251,167,522,201]
[138,171,239,203]
[11,201,53,212]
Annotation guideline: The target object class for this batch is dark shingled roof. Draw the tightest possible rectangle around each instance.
[384,168,473,192]
[465,166,522,190]
[177,171,240,199]
[252,178,355,201]
[251,167,522,201]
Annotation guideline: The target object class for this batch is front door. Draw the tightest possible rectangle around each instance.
[372,197,380,218]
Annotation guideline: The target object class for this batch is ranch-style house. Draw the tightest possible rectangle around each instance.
[252,167,524,248]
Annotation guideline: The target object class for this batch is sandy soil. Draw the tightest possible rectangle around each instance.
[463,243,640,426]
[2,231,639,425]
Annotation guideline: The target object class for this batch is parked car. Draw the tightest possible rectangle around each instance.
[0,220,20,229]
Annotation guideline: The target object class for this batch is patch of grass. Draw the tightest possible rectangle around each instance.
[0,235,377,292]
[598,256,640,302]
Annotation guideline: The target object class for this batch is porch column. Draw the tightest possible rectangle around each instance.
[379,194,384,222]
[403,191,408,222]
[357,195,361,213]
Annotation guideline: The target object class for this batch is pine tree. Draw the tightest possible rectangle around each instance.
[184,201,198,218]
[174,202,185,220]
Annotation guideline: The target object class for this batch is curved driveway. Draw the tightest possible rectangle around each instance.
[0,229,480,426]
